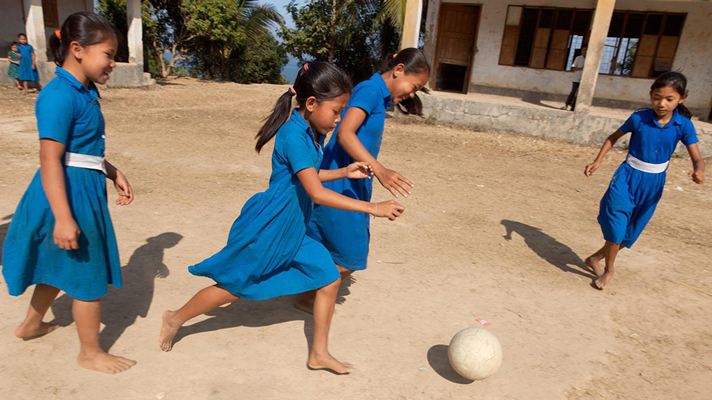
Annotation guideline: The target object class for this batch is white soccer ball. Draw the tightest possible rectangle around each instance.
[448,327,502,380]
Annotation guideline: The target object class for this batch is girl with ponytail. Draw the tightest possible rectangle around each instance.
[159,62,405,374]
[583,71,705,290]
[298,48,430,311]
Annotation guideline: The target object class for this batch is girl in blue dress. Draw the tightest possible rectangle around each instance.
[158,62,405,374]
[17,33,42,92]
[584,72,705,290]
[7,42,23,90]
[3,13,137,374]
[298,48,430,311]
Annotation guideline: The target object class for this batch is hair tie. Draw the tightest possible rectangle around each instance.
[303,63,309,71]
[289,86,296,95]
[393,53,398,59]
[55,30,61,40]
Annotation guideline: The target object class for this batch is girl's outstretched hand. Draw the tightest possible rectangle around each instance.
[114,170,134,206]
[375,167,413,198]
[689,170,705,184]
[373,200,405,221]
[346,162,373,179]
[584,161,600,177]
[54,218,81,250]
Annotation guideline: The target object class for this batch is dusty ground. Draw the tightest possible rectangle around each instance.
[0,78,710,400]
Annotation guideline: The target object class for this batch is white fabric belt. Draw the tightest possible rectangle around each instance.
[626,154,668,174]
[64,152,107,175]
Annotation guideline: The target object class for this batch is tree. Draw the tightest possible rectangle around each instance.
[183,0,283,81]
[281,0,398,83]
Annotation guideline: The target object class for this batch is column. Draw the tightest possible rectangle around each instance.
[23,0,47,62]
[400,0,423,49]
[126,0,143,65]
[575,0,616,113]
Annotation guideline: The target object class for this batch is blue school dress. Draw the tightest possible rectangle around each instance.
[598,108,698,248]
[17,43,40,82]
[306,73,392,271]
[2,67,122,301]
[7,51,20,79]
[188,109,340,300]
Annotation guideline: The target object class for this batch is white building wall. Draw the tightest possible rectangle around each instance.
[424,0,712,113]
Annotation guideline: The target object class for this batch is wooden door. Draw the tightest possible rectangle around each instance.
[433,4,481,93]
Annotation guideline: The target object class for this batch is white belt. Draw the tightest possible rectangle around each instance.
[626,154,668,174]
[64,152,107,175]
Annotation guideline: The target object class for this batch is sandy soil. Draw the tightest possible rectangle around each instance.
[0,78,710,400]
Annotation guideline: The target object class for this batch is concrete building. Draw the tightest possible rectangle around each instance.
[400,0,712,154]
[0,0,151,87]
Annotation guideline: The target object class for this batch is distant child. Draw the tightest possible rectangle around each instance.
[17,33,42,92]
[297,48,430,311]
[584,71,705,289]
[158,62,405,375]
[7,42,23,90]
[2,12,136,374]
[562,45,586,111]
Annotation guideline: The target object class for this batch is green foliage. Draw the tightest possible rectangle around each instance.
[183,0,284,81]
[98,0,286,83]
[230,34,288,84]
[280,0,401,83]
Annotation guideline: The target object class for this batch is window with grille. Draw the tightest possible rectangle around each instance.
[499,6,685,78]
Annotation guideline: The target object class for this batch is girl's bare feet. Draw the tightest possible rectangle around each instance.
[77,351,136,374]
[14,321,58,340]
[307,351,353,375]
[594,272,614,290]
[585,256,605,277]
[159,310,181,351]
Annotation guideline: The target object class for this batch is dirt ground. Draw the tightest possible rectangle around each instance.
[0,78,710,400]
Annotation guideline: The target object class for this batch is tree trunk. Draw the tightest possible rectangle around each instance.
[328,0,337,63]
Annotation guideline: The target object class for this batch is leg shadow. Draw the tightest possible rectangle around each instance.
[501,220,594,279]
[172,297,309,348]
[51,232,183,351]
[336,274,355,305]
[0,214,13,265]
[427,344,474,384]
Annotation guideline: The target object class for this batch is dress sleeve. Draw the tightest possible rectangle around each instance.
[36,89,75,145]
[347,85,381,116]
[28,44,34,54]
[283,131,316,173]
[619,113,638,134]
[680,118,699,147]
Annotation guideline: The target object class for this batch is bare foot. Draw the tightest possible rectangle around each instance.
[294,296,314,315]
[585,256,605,277]
[308,352,353,375]
[14,321,59,340]
[159,310,181,352]
[77,351,136,374]
[593,272,614,290]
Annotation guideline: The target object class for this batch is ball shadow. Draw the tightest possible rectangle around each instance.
[427,344,474,384]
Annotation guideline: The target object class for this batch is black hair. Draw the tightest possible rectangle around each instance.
[255,62,353,153]
[11,41,19,46]
[379,47,431,115]
[18,33,27,39]
[49,12,117,67]
[650,71,691,119]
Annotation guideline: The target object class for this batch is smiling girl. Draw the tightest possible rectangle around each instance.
[158,62,405,374]
[2,12,136,374]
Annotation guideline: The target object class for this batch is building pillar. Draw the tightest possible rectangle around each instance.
[23,0,47,62]
[400,0,423,49]
[126,0,143,65]
[575,0,616,113]
[576,0,616,113]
